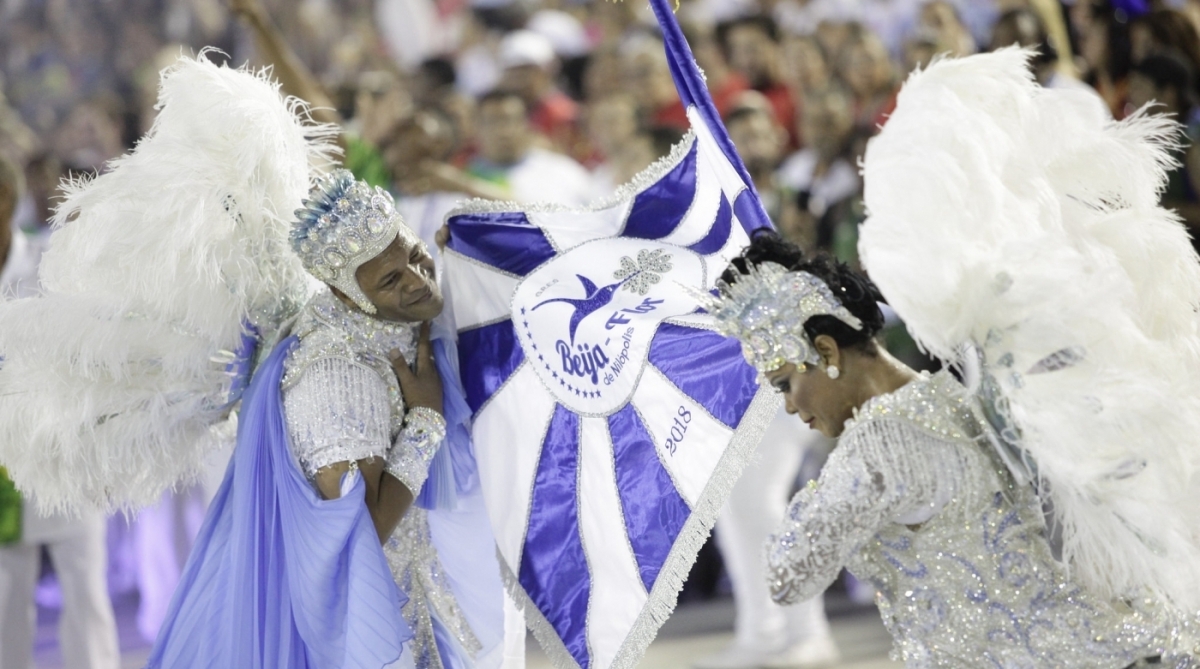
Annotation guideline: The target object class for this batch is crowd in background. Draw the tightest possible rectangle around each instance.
[2,0,1200,656]
[3,0,1200,263]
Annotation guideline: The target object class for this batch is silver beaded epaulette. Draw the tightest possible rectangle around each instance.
[290,169,420,313]
[702,261,863,372]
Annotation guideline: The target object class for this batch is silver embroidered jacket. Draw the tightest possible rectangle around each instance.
[280,290,480,669]
[766,371,1190,668]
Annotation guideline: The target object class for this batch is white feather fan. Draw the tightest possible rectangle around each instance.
[0,54,336,513]
[859,48,1200,615]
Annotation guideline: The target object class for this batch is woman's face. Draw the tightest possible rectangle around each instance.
[764,349,858,438]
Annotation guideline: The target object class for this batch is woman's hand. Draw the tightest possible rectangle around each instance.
[390,321,443,415]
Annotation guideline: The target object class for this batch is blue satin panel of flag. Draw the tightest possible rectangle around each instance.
[441,1,778,666]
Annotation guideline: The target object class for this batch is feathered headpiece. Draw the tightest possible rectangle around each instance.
[859,48,1200,615]
[0,54,336,513]
[291,169,420,313]
[699,262,862,372]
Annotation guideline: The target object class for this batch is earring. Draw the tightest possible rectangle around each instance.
[826,365,840,380]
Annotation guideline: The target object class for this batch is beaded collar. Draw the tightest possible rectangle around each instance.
[843,370,974,442]
[282,289,418,390]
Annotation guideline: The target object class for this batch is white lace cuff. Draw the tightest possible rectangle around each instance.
[385,407,446,493]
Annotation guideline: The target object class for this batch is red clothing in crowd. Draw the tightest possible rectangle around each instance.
[530,90,581,152]
[652,72,750,131]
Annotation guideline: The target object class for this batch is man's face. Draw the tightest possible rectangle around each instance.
[621,50,677,108]
[498,64,549,104]
[727,111,784,175]
[381,112,456,177]
[839,39,891,97]
[727,25,778,88]
[801,92,854,158]
[783,36,829,93]
[477,97,531,166]
[586,97,638,156]
[354,235,443,323]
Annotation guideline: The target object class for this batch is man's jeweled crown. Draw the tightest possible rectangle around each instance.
[291,169,417,313]
[703,261,863,373]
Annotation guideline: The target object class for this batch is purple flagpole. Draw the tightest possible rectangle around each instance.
[648,0,774,233]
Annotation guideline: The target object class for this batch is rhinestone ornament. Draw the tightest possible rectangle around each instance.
[291,169,423,314]
[701,261,864,372]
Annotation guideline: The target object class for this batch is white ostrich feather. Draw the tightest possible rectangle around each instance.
[0,54,336,513]
[859,48,1200,614]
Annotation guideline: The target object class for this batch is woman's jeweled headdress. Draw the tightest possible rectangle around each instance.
[703,261,863,373]
[290,169,420,313]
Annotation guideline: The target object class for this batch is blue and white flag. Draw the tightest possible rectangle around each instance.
[442,1,778,667]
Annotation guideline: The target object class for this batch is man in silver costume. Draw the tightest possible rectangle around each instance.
[705,232,1188,668]
[282,168,491,669]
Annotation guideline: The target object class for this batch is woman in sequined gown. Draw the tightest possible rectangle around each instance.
[716,233,1183,668]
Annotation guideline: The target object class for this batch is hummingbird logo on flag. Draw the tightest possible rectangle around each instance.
[441,0,778,666]
[533,249,674,345]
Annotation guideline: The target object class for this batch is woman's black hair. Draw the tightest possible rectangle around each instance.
[721,230,887,352]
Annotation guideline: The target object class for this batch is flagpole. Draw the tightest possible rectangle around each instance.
[647,0,775,233]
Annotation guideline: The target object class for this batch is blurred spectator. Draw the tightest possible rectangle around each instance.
[1129,9,1200,91]
[413,57,460,109]
[583,46,626,103]
[777,85,860,255]
[990,6,1108,113]
[374,0,463,70]
[1074,0,1135,117]
[586,94,652,194]
[52,100,125,173]
[918,0,978,56]
[498,29,581,155]
[384,107,508,257]
[902,30,941,73]
[620,35,688,132]
[836,29,898,128]
[0,155,15,273]
[717,16,798,143]
[456,4,531,98]
[0,77,40,167]
[724,93,799,228]
[467,89,592,205]
[781,34,832,97]
[231,0,411,188]
[683,20,753,119]
[0,151,121,669]
[1127,52,1200,246]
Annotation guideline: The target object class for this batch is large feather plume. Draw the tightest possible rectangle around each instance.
[859,48,1200,614]
[0,54,336,513]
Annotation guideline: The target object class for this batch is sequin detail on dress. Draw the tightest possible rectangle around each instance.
[766,372,1193,668]
[281,290,476,666]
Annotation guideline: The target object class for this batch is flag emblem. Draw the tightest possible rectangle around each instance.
[442,0,778,665]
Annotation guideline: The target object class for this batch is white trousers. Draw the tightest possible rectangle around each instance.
[0,512,120,669]
[714,406,831,651]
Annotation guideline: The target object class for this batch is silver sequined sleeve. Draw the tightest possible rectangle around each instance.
[385,406,446,494]
[283,357,394,478]
[765,417,970,605]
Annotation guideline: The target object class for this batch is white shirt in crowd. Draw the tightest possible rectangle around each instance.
[505,147,594,207]
[776,149,861,218]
